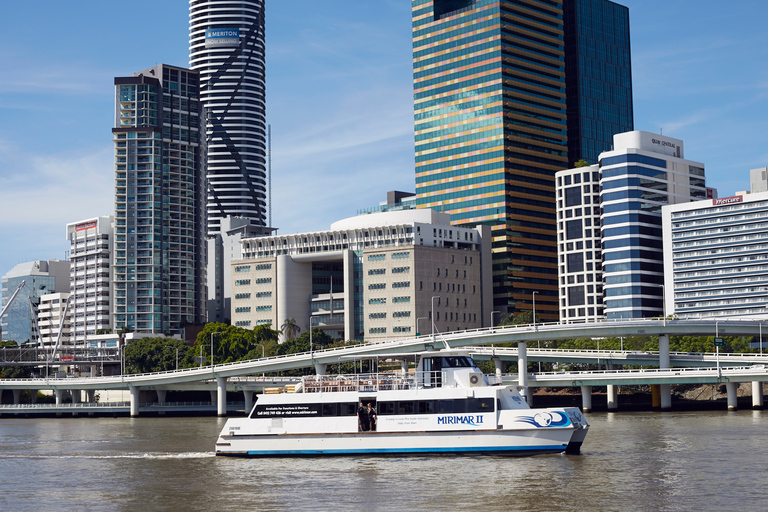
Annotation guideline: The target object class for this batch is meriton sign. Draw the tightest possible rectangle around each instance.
[205,28,240,48]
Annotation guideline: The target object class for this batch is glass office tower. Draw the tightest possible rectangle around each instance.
[413,0,568,319]
[112,65,206,334]
[413,0,633,320]
[564,0,633,166]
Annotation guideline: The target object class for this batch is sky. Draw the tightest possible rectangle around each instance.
[0,0,766,277]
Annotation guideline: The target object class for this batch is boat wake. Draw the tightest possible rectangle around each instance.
[1,452,215,460]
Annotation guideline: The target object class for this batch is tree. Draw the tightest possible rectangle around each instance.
[574,159,590,168]
[123,337,188,374]
[499,310,539,326]
[281,318,301,340]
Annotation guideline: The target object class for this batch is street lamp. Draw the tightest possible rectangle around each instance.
[309,316,317,357]
[164,345,179,370]
[532,291,538,329]
[431,296,441,346]
[658,284,666,327]
[490,310,500,330]
[211,331,221,370]
[416,317,428,337]
[715,321,721,378]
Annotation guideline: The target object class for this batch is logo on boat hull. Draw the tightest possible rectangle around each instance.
[437,415,484,426]
[515,411,571,428]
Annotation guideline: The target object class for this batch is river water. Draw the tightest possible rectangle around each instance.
[1,411,766,511]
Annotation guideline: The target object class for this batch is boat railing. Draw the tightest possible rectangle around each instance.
[300,371,446,393]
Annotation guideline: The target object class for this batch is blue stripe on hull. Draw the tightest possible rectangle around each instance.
[218,445,566,457]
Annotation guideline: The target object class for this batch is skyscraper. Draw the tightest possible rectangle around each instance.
[413,0,632,320]
[189,0,273,322]
[564,0,633,166]
[112,65,206,334]
[189,0,268,235]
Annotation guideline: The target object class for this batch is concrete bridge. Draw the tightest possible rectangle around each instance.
[0,318,765,416]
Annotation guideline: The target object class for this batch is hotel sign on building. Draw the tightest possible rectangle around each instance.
[205,28,240,47]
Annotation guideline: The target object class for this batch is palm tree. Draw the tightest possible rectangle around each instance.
[281,318,300,340]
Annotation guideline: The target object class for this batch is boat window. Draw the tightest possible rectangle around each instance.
[440,356,473,368]
[322,403,338,417]
[378,402,396,415]
[438,400,455,414]
[418,400,437,414]
[397,401,416,414]
[340,403,357,416]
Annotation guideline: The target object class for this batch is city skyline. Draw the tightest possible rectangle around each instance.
[0,0,766,276]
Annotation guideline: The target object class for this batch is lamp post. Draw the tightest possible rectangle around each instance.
[416,317,428,337]
[431,296,440,346]
[715,321,721,378]
[164,345,179,370]
[309,316,316,357]
[532,291,538,330]
[490,310,500,330]
[210,331,221,371]
[658,284,666,326]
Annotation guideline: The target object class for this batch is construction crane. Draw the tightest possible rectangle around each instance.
[0,280,25,321]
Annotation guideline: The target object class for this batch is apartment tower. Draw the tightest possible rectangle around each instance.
[112,64,206,334]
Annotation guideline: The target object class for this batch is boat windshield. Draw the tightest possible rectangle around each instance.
[439,356,475,368]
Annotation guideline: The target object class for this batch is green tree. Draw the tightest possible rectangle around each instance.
[574,159,590,168]
[123,337,188,374]
[280,318,301,340]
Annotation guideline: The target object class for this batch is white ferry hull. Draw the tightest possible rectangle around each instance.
[216,427,577,457]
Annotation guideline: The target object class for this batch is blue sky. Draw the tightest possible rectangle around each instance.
[0,0,766,276]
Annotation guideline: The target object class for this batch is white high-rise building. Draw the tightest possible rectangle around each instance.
[66,216,113,344]
[189,0,268,235]
[556,131,709,322]
[37,292,71,348]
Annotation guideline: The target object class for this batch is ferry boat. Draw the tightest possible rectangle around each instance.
[215,351,588,457]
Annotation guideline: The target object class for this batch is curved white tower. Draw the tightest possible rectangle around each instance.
[189,0,267,236]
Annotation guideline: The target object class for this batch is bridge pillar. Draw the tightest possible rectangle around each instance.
[725,382,738,411]
[314,363,327,376]
[30,390,38,404]
[244,390,254,415]
[581,386,593,413]
[54,389,63,406]
[156,389,167,404]
[607,385,618,411]
[71,390,81,404]
[400,359,408,374]
[217,377,227,417]
[129,386,140,417]
[752,381,763,410]
[12,390,21,405]
[492,356,503,380]
[658,335,672,411]
[518,342,529,405]
[86,390,95,403]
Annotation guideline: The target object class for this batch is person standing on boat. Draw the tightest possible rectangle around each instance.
[367,403,377,432]
[358,401,368,431]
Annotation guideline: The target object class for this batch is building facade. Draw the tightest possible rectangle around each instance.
[37,293,71,348]
[66,216,113,344]
[112,64,206,334]
[662,191,768,320]
[556,131,708,322]
[1,260,70,344]
[189,0,268,235]
[231,209,493,342]
[412,0,633,321]
[563,0,633,166]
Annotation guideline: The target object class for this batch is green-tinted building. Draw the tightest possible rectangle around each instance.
[413,0,632,320]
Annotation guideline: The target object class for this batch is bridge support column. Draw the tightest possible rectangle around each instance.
[156,389,167,404]
[400,359,408,374]
[658,335,672,411]
[518,342,529,404]
[86,390,95,403]
[30,390,38,404]
[607,385,618,411]
[244,390,254,415]
[725,382,738,411]
[54,389,63,406]
[314,363,327,376]
[752,381,763,410]
[492,356,503,381]
[71,390,81,404]
[12,390,21,405]
[129,386,140,417]
[217,377,227,417]
[581,386,593,413]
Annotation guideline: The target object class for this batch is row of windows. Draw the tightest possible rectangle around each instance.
[234,293,250,300]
